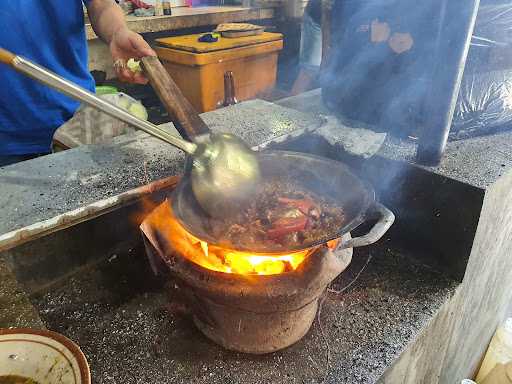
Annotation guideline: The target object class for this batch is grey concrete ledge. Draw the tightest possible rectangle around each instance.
[0,100,319,251]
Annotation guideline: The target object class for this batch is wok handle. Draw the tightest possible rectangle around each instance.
[338,203,395,250]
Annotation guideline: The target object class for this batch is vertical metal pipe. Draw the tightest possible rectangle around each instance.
[416,0,480,166]
[320,0,333,71]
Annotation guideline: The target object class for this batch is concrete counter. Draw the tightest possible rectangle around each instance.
[31,238,457,384]
[0,95,458,381]
[2,95,512,383]
[0,100,318,251]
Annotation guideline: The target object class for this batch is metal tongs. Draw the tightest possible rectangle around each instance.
[0,48,260,217]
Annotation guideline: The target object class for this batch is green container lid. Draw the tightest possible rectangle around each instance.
[96,85,118,95]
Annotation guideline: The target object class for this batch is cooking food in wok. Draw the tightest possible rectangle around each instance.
[210,180,345,250]
[173,151,377,253]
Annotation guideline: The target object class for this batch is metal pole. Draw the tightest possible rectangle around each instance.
[416,0,480,166]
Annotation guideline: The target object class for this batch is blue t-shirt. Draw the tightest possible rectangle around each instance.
[0,0,95,155]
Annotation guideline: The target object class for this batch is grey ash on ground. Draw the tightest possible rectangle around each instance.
[32,238,456,384]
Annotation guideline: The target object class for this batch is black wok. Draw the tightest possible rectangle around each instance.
[172,150,394,254]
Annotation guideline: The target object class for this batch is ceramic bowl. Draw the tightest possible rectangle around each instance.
[0,328,90,384]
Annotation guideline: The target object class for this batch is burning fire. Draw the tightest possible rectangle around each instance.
[151,202,316,275]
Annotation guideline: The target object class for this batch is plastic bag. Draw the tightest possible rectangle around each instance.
[467,3,512,72]
[450,3,512,140]
[473,4,512,47]
[54,92,148,148]
[450,70,512,140]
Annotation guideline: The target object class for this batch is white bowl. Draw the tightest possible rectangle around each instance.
[0,328,90,384]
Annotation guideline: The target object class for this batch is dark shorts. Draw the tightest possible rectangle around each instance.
[0,153,49,167]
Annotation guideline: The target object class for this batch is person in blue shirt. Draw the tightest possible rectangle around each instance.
[0,0,155,167]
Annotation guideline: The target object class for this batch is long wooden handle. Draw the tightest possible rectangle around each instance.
[141,56,210,141]
[0,47,16,66]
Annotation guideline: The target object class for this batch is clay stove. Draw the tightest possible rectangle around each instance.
[141,197,393,354]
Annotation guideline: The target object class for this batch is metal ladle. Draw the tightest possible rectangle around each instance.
[0,48,260,216]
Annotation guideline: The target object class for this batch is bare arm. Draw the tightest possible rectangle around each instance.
[86,0,155,83]
[86,0,127,45]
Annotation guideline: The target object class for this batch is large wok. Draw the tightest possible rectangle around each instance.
[172,150,395,253]
[132,57,393,253]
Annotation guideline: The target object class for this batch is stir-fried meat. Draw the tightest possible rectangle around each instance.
[210,181,345,250]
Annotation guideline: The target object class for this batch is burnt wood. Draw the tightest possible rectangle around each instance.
[141,55,210,140]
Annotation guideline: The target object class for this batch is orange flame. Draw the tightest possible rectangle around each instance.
[151,203,315,276]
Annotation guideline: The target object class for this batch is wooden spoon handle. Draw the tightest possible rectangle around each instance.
[141,56,210,141]
[0,47,16,66]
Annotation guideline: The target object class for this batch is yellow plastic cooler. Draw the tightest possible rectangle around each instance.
[155,32,283,112]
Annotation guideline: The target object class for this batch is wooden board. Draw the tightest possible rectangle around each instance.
[156,32,282,53]
[221,28,264,38]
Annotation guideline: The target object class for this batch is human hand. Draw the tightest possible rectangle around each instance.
[110,27,156,84]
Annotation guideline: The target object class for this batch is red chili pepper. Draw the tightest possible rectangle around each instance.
[267,216,308,239]
[278,197,318,216]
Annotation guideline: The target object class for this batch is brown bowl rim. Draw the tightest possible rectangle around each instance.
[0,328,91,384]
